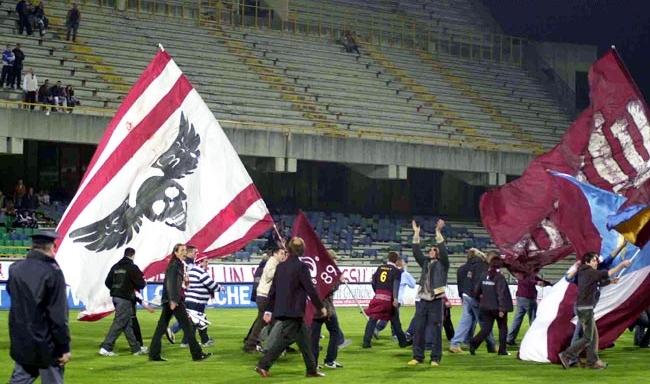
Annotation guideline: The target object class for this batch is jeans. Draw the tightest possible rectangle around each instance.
[507,297,537,343]
[149,301,203,360]
[10,363,63,384]
[563,308,599,365]
[257,318,317,374]
[471,310,508,354]
[311,314,341,364]
[412,298,443,362]
[363,305,407,347]
[100,297,141,353]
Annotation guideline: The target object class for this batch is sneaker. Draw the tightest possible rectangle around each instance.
[449,346,463,353]
[202,339,215,347]
[373,328,380,340]
[166,328,175,344]
[338,339,352,349]
[180,343,188,348]
[306,371,326,377]
[324,361,343,369]
[407,359,421,366]
[256,345,266,353]
[557,352,572,369]
[588,360,608,370]
[193,352,212,362]
[255,366,270,378]
[133,347,148,356]
[362,344,371,349]
[469,345,476,356]
[498,351,511,356]
[99,348,117,357]
[430,361,440,367]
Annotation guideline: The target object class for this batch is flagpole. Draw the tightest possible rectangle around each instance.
[617,248,640,278]
[344,281,369,320]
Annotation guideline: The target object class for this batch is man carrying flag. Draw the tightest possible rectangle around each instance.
[362,251,408,349]
[255,237,327,378]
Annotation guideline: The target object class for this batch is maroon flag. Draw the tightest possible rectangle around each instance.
[481,49,650,270]
[292,211,341,325]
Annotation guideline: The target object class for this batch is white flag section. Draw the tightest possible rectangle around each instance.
[55,51,272,320]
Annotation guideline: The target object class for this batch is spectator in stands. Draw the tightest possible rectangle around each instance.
[1,44,15,88]
[408,219,449,367]
[24,187,39,210]
[37,190,50,206]
[12,43,25,90]
[468,257,513,356]
[22,68,38,109]
[33,2,48,37]
[13,179,26,209]
[15,0,33,36]
[343,31,360,55]
[506,272,552,346]
[0,190,6,209]
[50,81,66,111]
[66,3,81,42]
[65,84,79,111]
[37,79,51,114]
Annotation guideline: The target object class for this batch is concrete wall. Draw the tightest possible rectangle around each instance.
[0,108,533,175]
[533,42,597,93]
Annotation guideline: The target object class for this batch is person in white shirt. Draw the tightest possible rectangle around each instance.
[22,69,38,110]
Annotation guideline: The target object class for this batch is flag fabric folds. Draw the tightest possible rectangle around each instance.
[480,49,650,272]
[291,211,342,325]
[55,50,273,320]
[520,173,650,363]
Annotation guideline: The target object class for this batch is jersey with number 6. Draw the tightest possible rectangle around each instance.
[371,264,402,293]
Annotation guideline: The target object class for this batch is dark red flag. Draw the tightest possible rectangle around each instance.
[292,211,342,325]
[480,49,650,270]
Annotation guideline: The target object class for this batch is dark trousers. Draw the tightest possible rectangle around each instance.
[149,301,203,360]
[244,296,268,350]
[412,298,443,362]
[471,310,508,354]
[257,318,317,374]
[66,23,79,41]
[18,15,32,35]
[1,65,12,87]
[132,303,143,346]
[311,314,341,364]
[363,306,407,347]
[443,306,455,341]
[24,91,36,109]
[562,308,599,365]
[12,66,22,89]
[100,297,141,353]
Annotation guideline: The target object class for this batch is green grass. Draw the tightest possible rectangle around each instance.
[1,307,648,383]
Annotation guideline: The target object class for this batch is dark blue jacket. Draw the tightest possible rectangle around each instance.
[8,249,70,368]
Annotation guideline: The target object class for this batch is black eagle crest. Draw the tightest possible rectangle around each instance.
[70,112,200,252]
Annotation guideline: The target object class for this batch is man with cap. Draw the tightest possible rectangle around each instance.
[99,247,148,357]
[8,230,71,383]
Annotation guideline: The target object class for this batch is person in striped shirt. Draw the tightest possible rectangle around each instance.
[182,252,221,347]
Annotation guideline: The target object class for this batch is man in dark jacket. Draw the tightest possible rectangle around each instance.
[11,43,25,90]
[449,248,496,353]
[148,243,210,362]
[469,257,513,356]
[99,247,147,357]
[65,3,80,42]
[362,251,408,348]
[256,237,327,378]
[16,0,33,35]
[408,219,449,367]
[8,230,70,383]
[559,252,630,369]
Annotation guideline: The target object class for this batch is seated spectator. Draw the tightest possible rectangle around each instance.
[14,179,26,209]
[343,31,360,55]
[24,187,39,210]
[50,80,66,111]
[65,84,79,112]
[38,190,50,206]
[37,79,51,113]
[33,1,48,37]
[22,68,38,110]
[0,190,5,209]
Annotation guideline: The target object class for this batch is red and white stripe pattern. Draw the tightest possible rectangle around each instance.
[56,50,272,320]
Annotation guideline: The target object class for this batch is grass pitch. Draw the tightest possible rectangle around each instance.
[1,307,648,383]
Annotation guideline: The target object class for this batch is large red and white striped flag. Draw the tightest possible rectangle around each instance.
[55,50,273,320]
